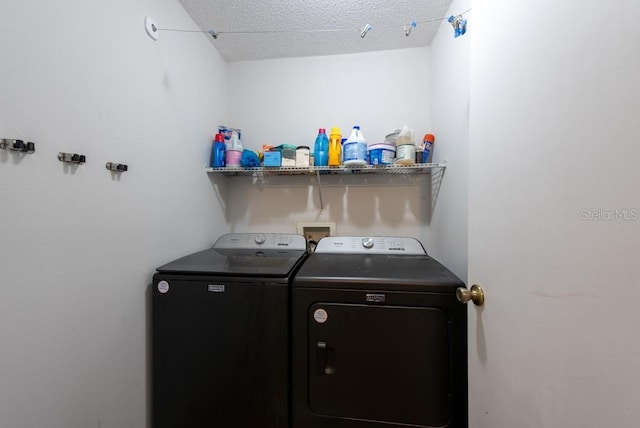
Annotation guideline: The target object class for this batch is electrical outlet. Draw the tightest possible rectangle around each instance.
[297,222,336,244]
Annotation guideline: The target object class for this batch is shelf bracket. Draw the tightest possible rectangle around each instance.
[316,169,325,210]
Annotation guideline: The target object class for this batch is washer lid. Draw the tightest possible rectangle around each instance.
[315,236,426,255]
[156,233,307,276]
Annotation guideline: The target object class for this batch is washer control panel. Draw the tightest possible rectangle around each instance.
[214,233,307,250]
[315,236,426,255]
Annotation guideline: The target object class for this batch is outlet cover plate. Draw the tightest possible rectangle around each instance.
[297,222,336,242]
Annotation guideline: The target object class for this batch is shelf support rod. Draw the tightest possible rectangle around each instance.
[316,169,325,210]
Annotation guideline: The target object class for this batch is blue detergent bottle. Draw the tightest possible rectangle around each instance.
[314,128,329,167]
[210,133,226,167]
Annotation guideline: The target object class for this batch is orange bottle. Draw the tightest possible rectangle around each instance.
[328,127,342,166]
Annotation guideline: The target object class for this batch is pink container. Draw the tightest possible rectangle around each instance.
[225,149,242,167]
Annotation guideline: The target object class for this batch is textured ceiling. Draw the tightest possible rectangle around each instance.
[179,0,454,62]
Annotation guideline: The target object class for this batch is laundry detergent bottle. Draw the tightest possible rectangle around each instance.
[225,131,243,168]
[313,128,329,167]
[210,133,226,167]
[328,127,342,167]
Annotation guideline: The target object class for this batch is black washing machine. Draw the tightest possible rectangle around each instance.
[152,233,308,428]
[292,236,467,428]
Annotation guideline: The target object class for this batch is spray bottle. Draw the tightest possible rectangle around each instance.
[422,134,435,163]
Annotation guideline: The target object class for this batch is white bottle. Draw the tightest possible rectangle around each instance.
[225,131,243,168]
[343,126,367,167]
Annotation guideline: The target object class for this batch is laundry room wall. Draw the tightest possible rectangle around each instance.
[427,0,470,280]
[0,1,227,427]
[225,47,434,239]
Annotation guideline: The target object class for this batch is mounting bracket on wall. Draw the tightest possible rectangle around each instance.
[1,138,35,154]
[58,152,86,164]
[105,162,128,173]
[145,16,159,41]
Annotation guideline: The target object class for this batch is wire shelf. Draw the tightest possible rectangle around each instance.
[205,161,447,176]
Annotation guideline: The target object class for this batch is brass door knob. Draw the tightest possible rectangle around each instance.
[456,284,485,306]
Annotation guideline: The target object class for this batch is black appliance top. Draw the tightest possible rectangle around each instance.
[294,236,464,291]
[156,233,308,277]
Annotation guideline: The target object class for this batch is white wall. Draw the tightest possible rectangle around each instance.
[228,47,430,148]
[428,0,470,280]
[0,1,227,427]
[226,48,434,238]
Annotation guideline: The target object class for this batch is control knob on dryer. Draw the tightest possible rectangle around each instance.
[255,234,266,245]
[362,237,374,249]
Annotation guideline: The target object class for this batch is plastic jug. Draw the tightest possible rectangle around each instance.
[343,126,367,167]
[328,127,342,166]
[210,133,226,168]
[225,131,243,168]
[395,125,415,166]
[314,129,329,167]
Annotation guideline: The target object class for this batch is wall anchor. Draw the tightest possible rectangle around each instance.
[1,139,35,154]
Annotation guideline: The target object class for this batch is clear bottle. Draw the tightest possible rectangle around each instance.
[395,125,415,166]
[314,128,329,167]
[328,127,342,167]
[343,126,367,167]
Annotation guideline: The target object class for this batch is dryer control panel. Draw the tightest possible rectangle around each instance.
[214,233,307,250]
[315,236,426,255]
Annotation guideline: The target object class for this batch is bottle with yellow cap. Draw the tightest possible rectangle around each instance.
[328,127,342,167]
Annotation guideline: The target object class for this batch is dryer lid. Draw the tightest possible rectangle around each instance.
[295,236,463,290]
[315,236,426,255]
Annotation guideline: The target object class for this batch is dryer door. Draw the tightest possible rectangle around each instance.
[308,302,450,427]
